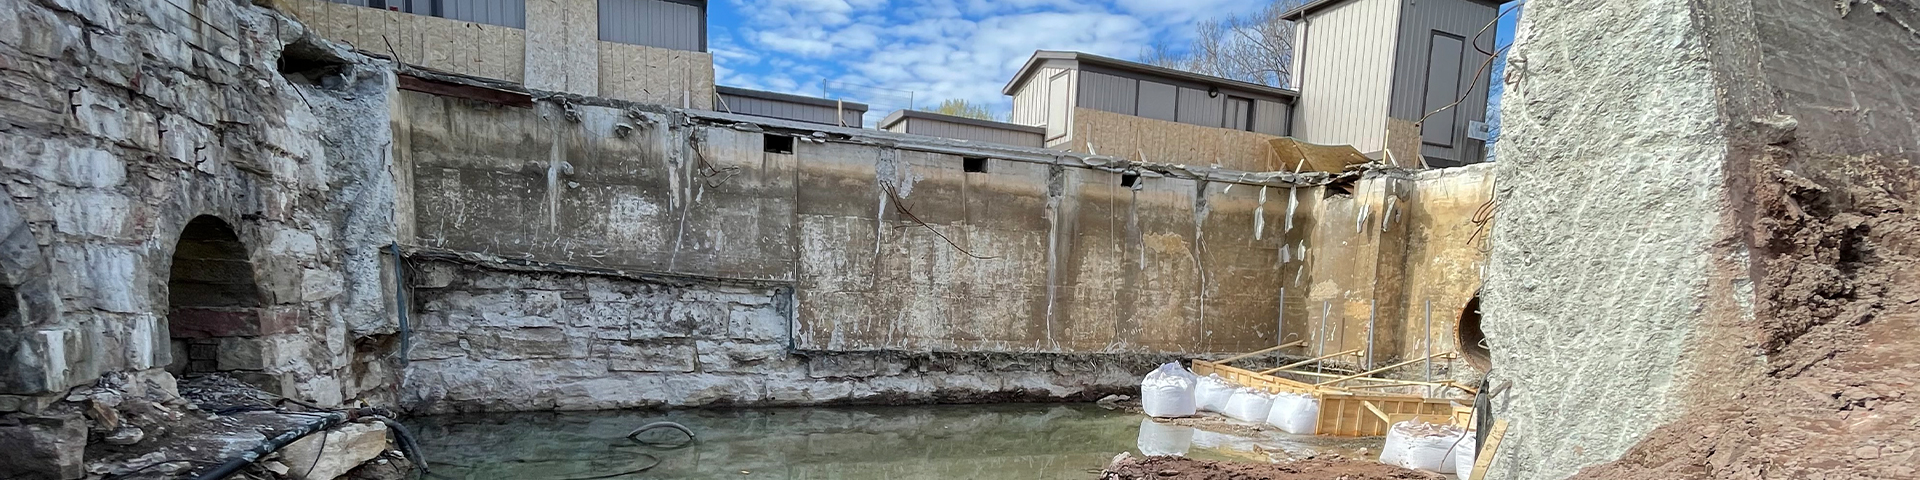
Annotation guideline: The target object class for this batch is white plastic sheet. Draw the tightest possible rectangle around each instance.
[1378,421,1467,474]
[1264,392,1319,434]
[1136,418,1195,456]
[1222,388,1275,423]
[1194,375,1237,413]
[1139,363,1198,418]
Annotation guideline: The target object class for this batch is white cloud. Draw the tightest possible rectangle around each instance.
[721,0,1267,120]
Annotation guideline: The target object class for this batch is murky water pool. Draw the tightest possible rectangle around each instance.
[411,403,1377,480]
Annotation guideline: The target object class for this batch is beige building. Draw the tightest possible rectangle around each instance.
[281,0,716,108]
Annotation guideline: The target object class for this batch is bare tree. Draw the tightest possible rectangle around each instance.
[1143,1,1304,88]
[932,99,995,121]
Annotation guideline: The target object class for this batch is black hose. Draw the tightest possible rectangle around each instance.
[552,454,662,480]
[192,412,346,480]
[365,415,431,475]
[624,421,695,447]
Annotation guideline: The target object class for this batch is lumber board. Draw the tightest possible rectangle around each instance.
[1214,340,1306,365]
[1469,419,1509,480]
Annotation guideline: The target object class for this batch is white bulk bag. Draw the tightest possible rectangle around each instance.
[1221,388,1275,423]
[1136,418,1195,456]
[1194,375,1237,413]
[1378,421,1467,473]
[1455,432,1479,479]
[1264,392,1319,434]
[1139,363,1199,418]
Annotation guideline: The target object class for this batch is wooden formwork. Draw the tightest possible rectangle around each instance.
[1314,392,1456,437]
[1191,349,1464,437]
[1189,359,1332,395]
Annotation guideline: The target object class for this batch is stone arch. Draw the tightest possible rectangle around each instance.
[1456,291,1490,371]
[164,215,271,383]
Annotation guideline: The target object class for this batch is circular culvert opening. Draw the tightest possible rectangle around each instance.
[1456,292,1491,371]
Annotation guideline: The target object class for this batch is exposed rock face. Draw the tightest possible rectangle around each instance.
[401,258,1182,413]
[280,422,391,480]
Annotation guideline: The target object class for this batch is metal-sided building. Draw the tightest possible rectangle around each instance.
[1285,0,1500,167]
[1002,51,1298,147]
[878,110,1047,148]
[715,86,868,127]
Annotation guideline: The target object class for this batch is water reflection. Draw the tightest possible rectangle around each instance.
[410,404,1374,480]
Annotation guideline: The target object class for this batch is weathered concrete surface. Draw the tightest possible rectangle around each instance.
[401,257,1181,413]
[398,92,1306,357]
[1486,0,1920,479]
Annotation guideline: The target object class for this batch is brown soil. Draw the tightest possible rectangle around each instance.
[1574,131,1920,475]
[1100,456,1444,480]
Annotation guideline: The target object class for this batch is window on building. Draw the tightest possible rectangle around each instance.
[599,0,707,52]
[328,0,528,29]
[1223,96,1253,131]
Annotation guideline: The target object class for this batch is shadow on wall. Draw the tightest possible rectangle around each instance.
[1457,292,1489,371]
[165,216,273,390]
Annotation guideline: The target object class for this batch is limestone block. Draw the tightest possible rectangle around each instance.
[694,340,790,373]
[216,337,266,370]
[807,354,879,379]
[280,422,388,480]
[0,411,86,479]
[727,307,786,342]
[472,327,581,360]
[604,340,695,372]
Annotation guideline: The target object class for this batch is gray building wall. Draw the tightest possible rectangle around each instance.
[1252,100,1290,136]
[1388,0,1496,164]
[598,0,705,52]
[716,91,864,127]
[325,0,528,28]
[881,114,1046,148]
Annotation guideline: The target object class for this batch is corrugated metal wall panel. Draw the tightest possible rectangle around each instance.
[1222,97,1252,130]
[1252,99,1289,136]
[1136,81,1178,122]
[1387,0,1495,163]
[442,0,525,28]
[1291,0,1401,152]
[1175,87,1223,128]
[717,93,854,126]
[1010,66,1065,126]
[323,0,524,28]
[599,0,703,51]
[906,119,1045,148]
[1078,71,1138,115]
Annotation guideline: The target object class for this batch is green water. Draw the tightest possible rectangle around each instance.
[410,404,1375,480]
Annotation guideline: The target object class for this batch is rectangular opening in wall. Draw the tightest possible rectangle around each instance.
[1120,172,1140,188]
[764,134,794,154]
[963,157,989,173]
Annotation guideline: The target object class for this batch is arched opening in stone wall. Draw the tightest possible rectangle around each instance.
[1457,292,1491,371]
[165,216,271,387]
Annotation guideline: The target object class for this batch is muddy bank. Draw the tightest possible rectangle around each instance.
[1101,455,1443,480]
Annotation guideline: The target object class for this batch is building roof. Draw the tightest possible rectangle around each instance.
[715,85,868,111]
[878,109,1047,134]
[999,50,1301,99]
[1280,0,1507,20]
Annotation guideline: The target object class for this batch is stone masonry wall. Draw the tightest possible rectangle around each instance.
[0,0,398,412]
[401,258,1174,413]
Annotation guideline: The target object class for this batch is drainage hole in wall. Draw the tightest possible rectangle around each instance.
[1120,173,1140,188]
[763,134,795,154]
[964,157,989,173]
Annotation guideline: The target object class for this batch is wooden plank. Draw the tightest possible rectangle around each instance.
[1258,348,1359,374]
[1314,351,1454,387]
[1214,340,1306,365]
[1361,400,1389,423]
[1386,413,1451,426]
[1468,419,1510,480]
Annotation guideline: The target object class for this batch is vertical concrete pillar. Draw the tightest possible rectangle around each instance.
[524,0,599,95]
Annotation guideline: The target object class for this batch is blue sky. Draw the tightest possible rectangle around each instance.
[708,0,1276,121]
[709,0,1520,127]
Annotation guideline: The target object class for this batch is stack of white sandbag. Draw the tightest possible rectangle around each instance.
[1194,374,1237,413]
[1378,420,1468,473]
[1136,418,1195,456]
[1264,392,1319,434]
[1455,432,1479,479]
[1139,362,1199,417]
[1221,388,1275,423]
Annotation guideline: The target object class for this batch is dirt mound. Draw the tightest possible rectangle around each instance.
[1101,455,1444,480]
